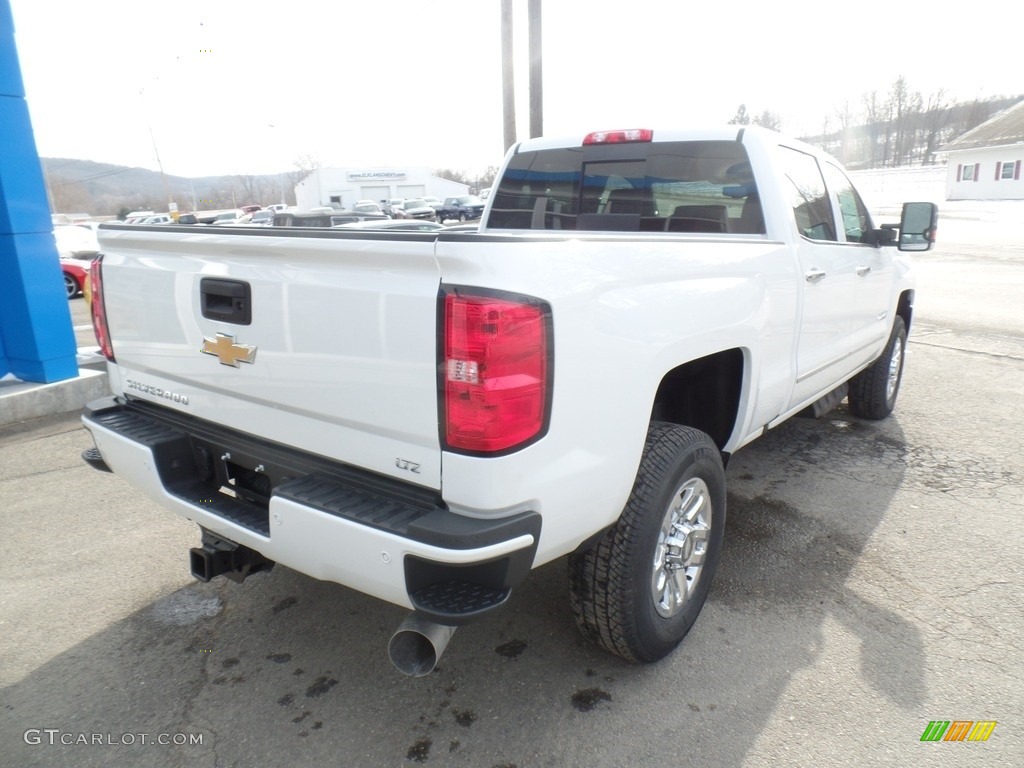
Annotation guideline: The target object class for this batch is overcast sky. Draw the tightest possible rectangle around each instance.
[9,0,1021,178]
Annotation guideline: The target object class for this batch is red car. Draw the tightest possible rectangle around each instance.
[61,257,92,299]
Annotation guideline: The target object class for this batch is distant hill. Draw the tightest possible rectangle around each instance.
[43,92,1024,217]
[798,94,1024,170]
[42,158,298,217]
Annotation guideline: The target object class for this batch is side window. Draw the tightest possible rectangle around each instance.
[822,162,873,243]
[779,147,836,242]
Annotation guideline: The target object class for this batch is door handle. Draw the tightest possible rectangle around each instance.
[201,278,252,325]
[856,265,872,276]
[805,269,827,283]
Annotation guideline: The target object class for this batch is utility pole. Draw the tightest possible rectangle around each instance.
[528,0,542,139]
[140,88,173,215]
[500,0,517,153]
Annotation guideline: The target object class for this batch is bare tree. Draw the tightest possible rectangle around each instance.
[887,76,922,166]
[434,168,472,185]
[478,165,501,188]
[285,154,322,203]
[728,104,750,125]
[920,90,953,165]
[753,109,782,132]
[834,100,856,164]
[963,98,990,132]
[862,90,883,168]
[233,175,267,206]
[46,175,95,215]
[816,114,833,155]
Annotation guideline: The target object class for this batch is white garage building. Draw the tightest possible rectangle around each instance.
[941,99,1024,200]
[294,167,469,211]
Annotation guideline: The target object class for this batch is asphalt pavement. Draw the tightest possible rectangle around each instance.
[1,224,1021,767]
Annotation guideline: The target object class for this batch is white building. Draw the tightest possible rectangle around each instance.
[294,167,469,211]
[942,99,1024,201]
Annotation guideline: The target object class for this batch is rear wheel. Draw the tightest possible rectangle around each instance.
[568,423,726,663]
[848,316,907,420]
[64,273,79,298]
[459,212,467,222]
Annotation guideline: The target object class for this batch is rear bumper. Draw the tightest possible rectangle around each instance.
[81,397,540,623]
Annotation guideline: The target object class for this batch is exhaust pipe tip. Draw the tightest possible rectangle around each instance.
[388,614,457,677]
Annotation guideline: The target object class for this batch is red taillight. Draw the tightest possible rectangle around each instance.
[443,289,551,454]
[89,257,115,361]
[583,128,653,145]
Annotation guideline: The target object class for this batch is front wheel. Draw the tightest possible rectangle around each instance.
[847,316,907,420]
[568,423,726,663]
[459,212,467,222]
[64,273,79,298]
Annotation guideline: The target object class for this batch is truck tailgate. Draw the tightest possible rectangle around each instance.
[97,227,443,489]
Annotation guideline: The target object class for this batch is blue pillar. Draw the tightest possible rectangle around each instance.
[0,0,78,383]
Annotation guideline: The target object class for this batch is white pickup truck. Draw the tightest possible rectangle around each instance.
[81,126,937,675]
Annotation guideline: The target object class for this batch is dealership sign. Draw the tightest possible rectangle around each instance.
[347,170,407,181]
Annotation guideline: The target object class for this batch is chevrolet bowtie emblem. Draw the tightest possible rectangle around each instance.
[201,333,257,367]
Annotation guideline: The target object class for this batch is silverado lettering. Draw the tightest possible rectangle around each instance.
[124,380,190,405]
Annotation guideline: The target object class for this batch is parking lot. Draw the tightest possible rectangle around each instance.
[2,214,1022,767]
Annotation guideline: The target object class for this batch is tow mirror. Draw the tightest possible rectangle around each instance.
[896,202,938,251]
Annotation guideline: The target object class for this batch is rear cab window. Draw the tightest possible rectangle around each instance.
[488,140,765,234]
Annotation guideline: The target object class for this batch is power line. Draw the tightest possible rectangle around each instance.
[48,167,136,186]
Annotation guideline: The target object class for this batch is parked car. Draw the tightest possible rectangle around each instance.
[382,198,406,218]
[399,198,438,221]
[272,210,388,227]
[248,210,275,226]
[421,195,443,212]
[53,224,100,258]
[436,195,486,222]
[333,220,445,231]
[478,187,492,200]
[140,214,174,225]
[330,212,389,226]
[353,201,385,216]
[210,210,248,225]
[60,256,91,299]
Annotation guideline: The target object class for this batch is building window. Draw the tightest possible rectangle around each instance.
[999,161,1019,180]
[960,163,975,181]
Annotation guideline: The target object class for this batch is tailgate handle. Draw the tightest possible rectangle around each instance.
[201,278,252,325]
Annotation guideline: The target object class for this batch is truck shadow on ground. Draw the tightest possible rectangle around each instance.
[3,406,924,767]
[716,406,929,714]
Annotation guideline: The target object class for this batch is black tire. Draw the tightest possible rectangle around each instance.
[64,273,78,299]
[459,212,467,222]
[567,423,726,663]
[847,316,907,420]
